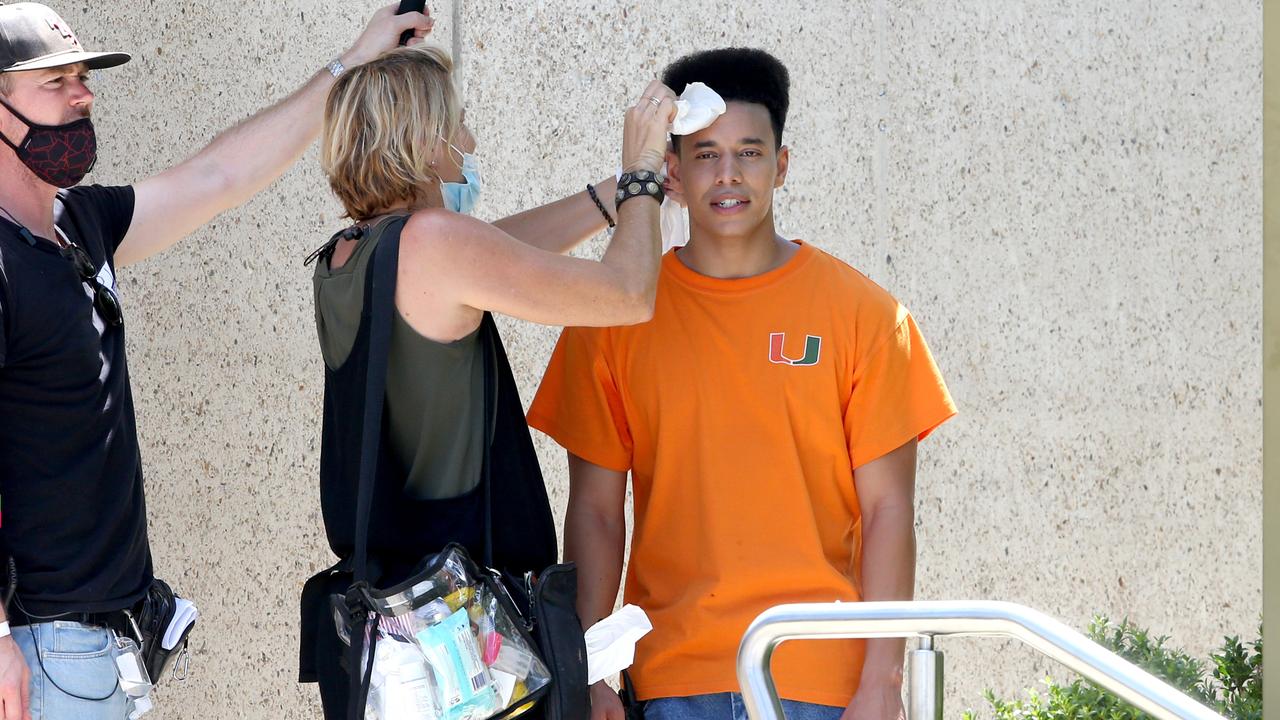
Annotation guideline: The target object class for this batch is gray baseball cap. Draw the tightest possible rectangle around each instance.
[0,3,129,73]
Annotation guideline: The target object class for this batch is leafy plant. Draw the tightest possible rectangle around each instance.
[962,617,1262,720]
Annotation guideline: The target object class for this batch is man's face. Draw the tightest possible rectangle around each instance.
[667,101,789,241]
[0,62,93,144]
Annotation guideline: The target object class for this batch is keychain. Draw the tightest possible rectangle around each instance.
[112,613,154,719]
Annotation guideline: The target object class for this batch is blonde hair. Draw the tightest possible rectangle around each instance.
[321,45,461,221]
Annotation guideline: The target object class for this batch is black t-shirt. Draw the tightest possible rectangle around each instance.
[0,184,152,615]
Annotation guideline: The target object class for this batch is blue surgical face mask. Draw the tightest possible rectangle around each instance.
[439,150,482,215]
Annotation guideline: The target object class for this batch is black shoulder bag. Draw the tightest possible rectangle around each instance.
[339,219,588,720]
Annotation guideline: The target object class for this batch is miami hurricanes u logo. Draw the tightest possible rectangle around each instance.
[769,333,822,366]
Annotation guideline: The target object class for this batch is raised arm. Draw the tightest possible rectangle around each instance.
[845,439,918,720]
[403,192,654,328]
[115,4,431,267]
[491,177,618,255]
[564,452,629,720]
[400,81,676,331]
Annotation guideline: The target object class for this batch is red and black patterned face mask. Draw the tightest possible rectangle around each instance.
[0,98,96,188]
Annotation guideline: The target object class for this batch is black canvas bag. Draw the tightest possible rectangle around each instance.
[333,218,588,720]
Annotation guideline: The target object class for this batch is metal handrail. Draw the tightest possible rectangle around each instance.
[736,600,1226,720]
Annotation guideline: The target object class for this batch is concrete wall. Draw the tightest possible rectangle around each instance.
[60,0,1260,716]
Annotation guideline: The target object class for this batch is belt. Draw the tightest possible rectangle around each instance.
[9,603,142,638]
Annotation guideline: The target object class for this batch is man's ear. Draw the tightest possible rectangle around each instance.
[774,145,790,189]
[664,144,686,208]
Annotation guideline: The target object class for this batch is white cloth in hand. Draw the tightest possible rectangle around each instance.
[671,82,726,136]
[584,604,654,685]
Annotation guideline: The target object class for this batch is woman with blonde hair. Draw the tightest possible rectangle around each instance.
[297,43,675,718]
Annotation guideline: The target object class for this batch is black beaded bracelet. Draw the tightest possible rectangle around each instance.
[586,184,615,228]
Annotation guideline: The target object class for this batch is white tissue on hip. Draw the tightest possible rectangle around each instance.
[660,197,688,253]
[671,82,727,136]
[584,604,654,685]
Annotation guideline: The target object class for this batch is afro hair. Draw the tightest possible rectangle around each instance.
[662,47,790,151]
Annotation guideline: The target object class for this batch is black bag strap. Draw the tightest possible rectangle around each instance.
[352,215,407,585]
[345,215,406,720]
[479,314,499,568]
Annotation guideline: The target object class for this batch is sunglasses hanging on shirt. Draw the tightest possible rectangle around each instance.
[59,237,123,327]
[0,203,122,327]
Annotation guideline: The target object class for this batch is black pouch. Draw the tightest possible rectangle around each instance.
[136,578,195,684]
[618,670,645,720]
[515,564,589,720]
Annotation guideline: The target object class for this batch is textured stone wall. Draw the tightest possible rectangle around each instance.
[55,1,1261,716]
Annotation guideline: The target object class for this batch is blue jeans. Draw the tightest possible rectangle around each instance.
[645,693,844,720]
[12,622,129,720]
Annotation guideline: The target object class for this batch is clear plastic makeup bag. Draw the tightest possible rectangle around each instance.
[334,544,552,720]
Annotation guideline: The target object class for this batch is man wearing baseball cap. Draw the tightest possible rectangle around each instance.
[0,3,432,718]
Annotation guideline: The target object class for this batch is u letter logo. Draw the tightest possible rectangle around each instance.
[769,333,822,367]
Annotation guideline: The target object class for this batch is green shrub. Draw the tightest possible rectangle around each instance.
[962,617,1261,720]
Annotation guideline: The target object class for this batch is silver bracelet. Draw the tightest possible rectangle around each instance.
[325,57,346,79]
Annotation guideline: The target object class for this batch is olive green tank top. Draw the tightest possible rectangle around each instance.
[312,218,484,500]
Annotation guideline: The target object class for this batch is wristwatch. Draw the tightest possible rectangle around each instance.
[326,57,346,79]
[0,621,10,639]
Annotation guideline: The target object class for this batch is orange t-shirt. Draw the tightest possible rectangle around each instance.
[527,241,955,707]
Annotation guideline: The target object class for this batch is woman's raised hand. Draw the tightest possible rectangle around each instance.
[621,80,678,174]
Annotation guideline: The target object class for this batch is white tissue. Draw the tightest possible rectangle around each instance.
[660,197,688,253]
[658,160,689,252]
[584,604,653,685]
[671,82,726,136]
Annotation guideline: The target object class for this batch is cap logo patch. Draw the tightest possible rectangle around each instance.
[45,18,79,47]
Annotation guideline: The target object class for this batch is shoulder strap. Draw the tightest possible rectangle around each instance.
[351,216,407,584]
[345,216,408,720]
[480,313,499,568]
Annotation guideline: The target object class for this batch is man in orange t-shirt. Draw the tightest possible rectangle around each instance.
[528,48,956,720]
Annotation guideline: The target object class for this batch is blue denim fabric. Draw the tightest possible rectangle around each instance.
[645,692,844,720]
[12,622,129,720]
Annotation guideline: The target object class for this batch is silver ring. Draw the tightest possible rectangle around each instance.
[648,96,662,106]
